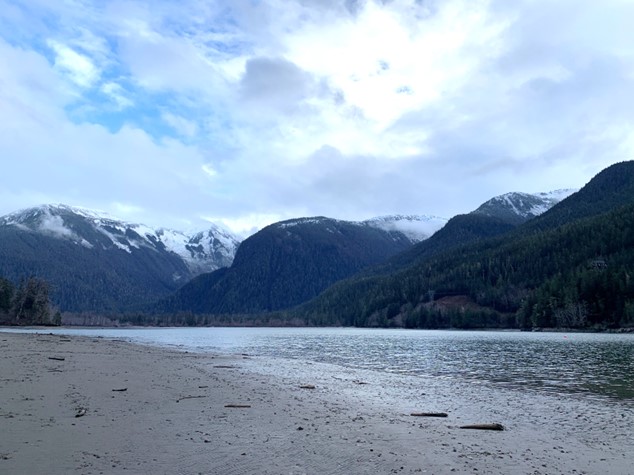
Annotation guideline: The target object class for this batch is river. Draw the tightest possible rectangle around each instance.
[3,327,633,405]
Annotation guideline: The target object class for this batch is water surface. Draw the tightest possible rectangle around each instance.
[4,327,633,404]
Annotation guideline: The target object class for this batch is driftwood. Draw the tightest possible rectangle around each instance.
[299,384,316,389]
[48,357,65,361]
[224,404,251,408]
[213,365,236,369]
[176,395,207,403]
[459,423,505,431]
[75,408,87,418]
[410,412,448,418]
[112,388,128,392]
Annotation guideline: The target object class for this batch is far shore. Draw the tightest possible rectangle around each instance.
[4,323,634,333]
[1,331,632,474]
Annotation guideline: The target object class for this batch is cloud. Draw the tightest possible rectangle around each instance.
[240,57,315,112]
[102,82,133,109]
[162,112,199,137]
[38,213,76,240]
[1,0,634,235]
[47,39,100,88]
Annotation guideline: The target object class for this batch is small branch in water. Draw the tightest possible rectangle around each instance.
[48,357,65,361]
[299,384,316,389]
[112,388,128,392]
[224,404,251,408]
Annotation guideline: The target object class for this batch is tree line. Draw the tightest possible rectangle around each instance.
[0,276,60,326]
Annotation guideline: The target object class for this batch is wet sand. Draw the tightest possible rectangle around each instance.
[0,332,631,474]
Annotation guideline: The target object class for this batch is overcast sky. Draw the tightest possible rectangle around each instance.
[1,0,632,235]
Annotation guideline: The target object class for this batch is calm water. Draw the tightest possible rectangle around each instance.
[4,327,634,403]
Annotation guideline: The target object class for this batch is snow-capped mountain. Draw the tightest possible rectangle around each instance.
[0,204,240,274]
[157,215,420,315]
[471,189,577,225]
[363,215,448,242]
[274,215,448,243]
[0,204,241,312]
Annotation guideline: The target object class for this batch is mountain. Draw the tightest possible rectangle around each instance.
[472,190,576,225]
[367,214,516,277]
[0,204,240,311]
[155,216,419,315]
[154,188,571,318]
[358,189,571,277]
[289,161,634,330]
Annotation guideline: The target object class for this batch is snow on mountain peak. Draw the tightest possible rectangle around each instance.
[0,204,241,274]
[472,189,577,224]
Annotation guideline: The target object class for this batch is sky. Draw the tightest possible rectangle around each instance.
[1,0,633,236]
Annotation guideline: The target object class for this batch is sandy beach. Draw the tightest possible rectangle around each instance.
[1,331,632,474]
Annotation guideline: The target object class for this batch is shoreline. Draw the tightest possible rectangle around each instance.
[4,323,633,334]
[1,332,632,474]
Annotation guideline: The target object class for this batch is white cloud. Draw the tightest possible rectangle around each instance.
[102,82,133,109]
[38,213,76,239]
[1,0,634,235]
[162,112,199,137]
[47,39,100,87]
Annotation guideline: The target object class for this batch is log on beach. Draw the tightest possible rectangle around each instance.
[459,423,505,431]
[410,412,448,417]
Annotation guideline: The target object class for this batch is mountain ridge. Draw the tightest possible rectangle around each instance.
[0,204,240,274]
[289,161,634,330]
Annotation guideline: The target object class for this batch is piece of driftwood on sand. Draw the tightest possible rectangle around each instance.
[459,423,505,431]
[410,412,448,417]
[176,395,208,402]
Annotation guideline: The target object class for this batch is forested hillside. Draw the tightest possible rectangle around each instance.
[154,217,416,314]
[288,162,634,330]
[0,205,239,312]
[0,228,191,312]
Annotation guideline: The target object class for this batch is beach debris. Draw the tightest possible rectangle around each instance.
[224,404,251,408]
[213,365,236,369]
[459,423,505,431]
[176,395,207,403]
[297,426,304,431]
[353,380,368,385]
[198,385,209,389]
[299,384,316,389]
[112,388,128,392]
[75,408,87,418]
[48,356,65,361]
[410,412,448,418]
